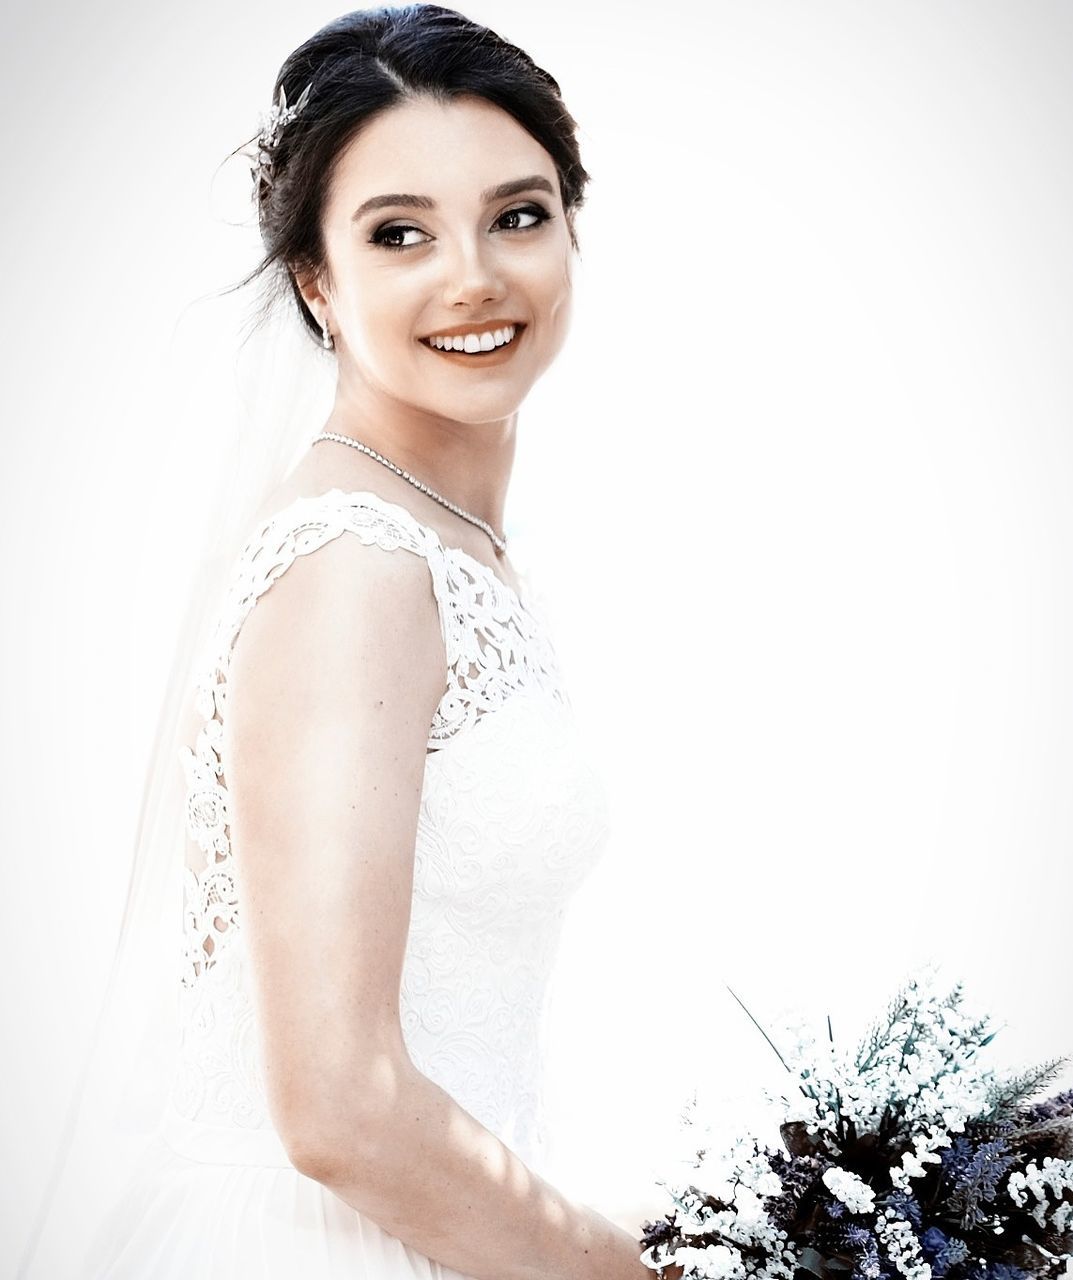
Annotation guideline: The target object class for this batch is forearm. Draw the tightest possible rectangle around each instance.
[297,1062,653,1280]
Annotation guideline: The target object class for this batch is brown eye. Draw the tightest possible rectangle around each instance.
[496,204,552,232]
[370,223,431,252]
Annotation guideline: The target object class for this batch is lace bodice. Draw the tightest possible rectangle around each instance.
[169,489,610,1169]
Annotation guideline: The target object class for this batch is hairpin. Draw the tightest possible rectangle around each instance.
[248,80,313,192]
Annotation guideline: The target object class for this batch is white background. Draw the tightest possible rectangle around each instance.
[2,0,1072,1269]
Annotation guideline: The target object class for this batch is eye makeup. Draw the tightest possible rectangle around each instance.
[369,203,554,253]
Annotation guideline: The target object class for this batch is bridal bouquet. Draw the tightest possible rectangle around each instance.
[640,968,1073,1280]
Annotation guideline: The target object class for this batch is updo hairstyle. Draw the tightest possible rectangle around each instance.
[227,4,591,346]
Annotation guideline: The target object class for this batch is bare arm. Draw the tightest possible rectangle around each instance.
[224,530,653,1280]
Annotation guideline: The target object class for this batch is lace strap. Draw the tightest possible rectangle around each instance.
[193,491,460,720]
[189,486,566,760]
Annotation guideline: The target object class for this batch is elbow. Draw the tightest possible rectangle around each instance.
[283,1132,369,1184]
[272,1058,413,1183]
[278,1109,384,1184]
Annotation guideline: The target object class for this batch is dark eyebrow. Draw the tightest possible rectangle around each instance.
[351,174,555,222]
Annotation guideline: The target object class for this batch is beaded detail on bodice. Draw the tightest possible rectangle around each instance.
[170,489,610,1167]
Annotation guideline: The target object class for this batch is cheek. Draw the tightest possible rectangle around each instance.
[542,257,574,333]
[519,242,573,315]
[346,278,422,360]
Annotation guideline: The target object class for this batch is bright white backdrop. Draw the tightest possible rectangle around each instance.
[2,0,1072,1270]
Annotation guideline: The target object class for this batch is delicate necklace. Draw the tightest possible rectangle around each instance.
[312,430,508,553]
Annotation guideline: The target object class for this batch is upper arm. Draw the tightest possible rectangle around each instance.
[221,529,446,1160]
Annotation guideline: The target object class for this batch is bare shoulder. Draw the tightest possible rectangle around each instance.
[225,518,448,760]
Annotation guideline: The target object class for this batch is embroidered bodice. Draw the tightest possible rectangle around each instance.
[169,489,610,1169]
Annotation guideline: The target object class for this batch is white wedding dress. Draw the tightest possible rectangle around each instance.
[85,487,611,1278]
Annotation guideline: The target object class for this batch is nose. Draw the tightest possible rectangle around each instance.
[440,233,506,309]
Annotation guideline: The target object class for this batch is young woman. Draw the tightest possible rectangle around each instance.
[20,5,684,1279]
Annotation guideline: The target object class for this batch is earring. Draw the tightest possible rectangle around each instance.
[321,318,334,350]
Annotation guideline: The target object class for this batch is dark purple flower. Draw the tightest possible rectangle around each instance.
[982,1265,1029,1280]
[849,1232,884,1280]
[941,1136,976,1179]
[921,1226,949,1257]
[887,1189,924,1230]
[920,1227,971,1279]
[1019,1088,1073,1124]
[948,1140,1016,1227]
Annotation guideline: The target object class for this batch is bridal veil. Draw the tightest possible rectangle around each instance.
[16,263,337,1276]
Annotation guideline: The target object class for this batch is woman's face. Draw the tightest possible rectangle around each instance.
[306,93,575,426]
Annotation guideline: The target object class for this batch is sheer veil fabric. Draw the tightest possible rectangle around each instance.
[17,285,338,1278]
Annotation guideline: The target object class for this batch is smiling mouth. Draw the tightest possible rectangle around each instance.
[419,323,526,357]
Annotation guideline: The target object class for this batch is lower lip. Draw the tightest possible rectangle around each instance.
[420,326,526,366]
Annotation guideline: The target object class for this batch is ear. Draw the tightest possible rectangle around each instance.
[292,262,331,320]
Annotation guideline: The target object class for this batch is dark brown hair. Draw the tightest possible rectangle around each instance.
[225,4,591,345]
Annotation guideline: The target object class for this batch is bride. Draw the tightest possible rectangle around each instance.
[19,4,684,1279]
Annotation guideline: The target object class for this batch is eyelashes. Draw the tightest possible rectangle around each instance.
[369,203,554,253]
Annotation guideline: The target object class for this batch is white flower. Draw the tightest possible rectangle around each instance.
[781,1095,820,1126]
[733,1186,764,1225]
[1006,1157,1073,1230]
[876,1211,932,1280]
[704,1244,747,1279]
[672,1244,746,1280]
[822,1167,877,1215]
[754,1170,784,1198]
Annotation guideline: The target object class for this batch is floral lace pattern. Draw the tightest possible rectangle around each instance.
[171,489,609,1165]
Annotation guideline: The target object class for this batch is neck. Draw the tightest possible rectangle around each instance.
[322,368,517,539]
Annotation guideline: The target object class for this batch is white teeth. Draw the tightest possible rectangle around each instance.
[428,324,517,352]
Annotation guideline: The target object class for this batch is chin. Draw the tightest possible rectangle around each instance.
[412,370,538,423]
[427,389,531,424]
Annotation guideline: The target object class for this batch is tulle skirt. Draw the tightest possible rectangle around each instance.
[86,1110,477,1279]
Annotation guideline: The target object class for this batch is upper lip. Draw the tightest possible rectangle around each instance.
[420,320,525,341]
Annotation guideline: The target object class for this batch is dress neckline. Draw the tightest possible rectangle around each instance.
[317,487,532,615]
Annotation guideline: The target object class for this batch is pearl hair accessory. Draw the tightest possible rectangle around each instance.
[311,431,508,553]
[247,80,313,192]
